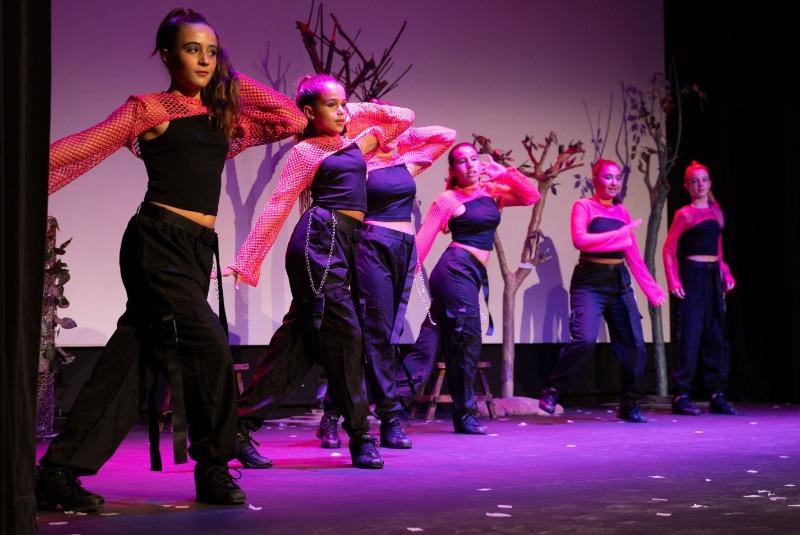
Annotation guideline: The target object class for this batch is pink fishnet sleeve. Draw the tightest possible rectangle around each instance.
[227,73,307,158]
[662,209,689,291]
[414,196,453,267]
[49,98,142,194]
[624,237,668,305]
[490,167,541,208]
[344,102,415,153]
[570,200,633,252]
[228,146,315,286]
[396,126,457,177]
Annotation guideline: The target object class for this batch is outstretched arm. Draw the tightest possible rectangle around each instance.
[344,102,415,155]
[227,73,307,158]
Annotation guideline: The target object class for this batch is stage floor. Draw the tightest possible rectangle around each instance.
[36,403,800,534]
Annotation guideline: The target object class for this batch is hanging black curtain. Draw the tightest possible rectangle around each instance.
[1,0,51,533]
[665,2,800,402]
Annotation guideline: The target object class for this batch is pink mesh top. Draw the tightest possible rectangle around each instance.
[229,103,416,287]
[414,167,541,267]
[571,197,667,305]
[365,126,457,177]
[662,203,735,291]
[48,73,307,195]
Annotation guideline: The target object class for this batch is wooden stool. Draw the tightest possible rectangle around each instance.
[159,363,250,432]
[410,362,497,421]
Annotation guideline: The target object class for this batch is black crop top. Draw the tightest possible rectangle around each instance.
[449,196,501,251]
[581,217,625,260]
[311,143,367,212]
[680,218,720,256]
[140,115,229,216]
[365,164,416,221]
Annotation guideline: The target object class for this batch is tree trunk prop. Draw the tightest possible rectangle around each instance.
[474,133,584,398]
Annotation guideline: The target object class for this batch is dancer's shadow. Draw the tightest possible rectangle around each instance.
[520,236,569,344]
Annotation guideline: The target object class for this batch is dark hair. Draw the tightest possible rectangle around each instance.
[446,142,478,190]
[295,74,343,142]
[591,158,622,204]
[153,8,241,139]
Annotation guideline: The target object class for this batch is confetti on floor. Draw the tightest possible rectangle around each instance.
[498,505,512,509]
[161,505,174,508]
[770,497,787,501]
[50,522,68,526]
[789,505,800,508]
[175,506,189,509]
[786,485,796,487]
[331,453,342,457]
[743,495,762,498]
[758,490,769,493]
[488,434,500,437]
[486,513,511,517]
[100,513,120,516]
[694,431,703,434]
[518,422,527,426]
[247,504,263,511]
[706,479,712,482]
[781,456,790,459]
[747,470,758,473]
[649,476,665,479]
[690,504,707,508]
[566,420,574,423]
[567,445,576,448]
[289,435,297,438]
[750,422,758,425]
[478,488,492,492]
[407,528,424,532]
[656,513,672,517]
[652,498,668,502]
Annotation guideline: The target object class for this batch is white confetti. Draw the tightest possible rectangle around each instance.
[566,420,574,423]
[750,422,758,425]
[49,522,68,525]
[331,453,343,457]
[576,409,582,413]
[289,435,297,438]
[498,505,512,509]
[656,513,671,517]
[786,484,796,487]
[706,479,712,482]
[567,445,576,448]
[672,420,678,423]
[758,490,769,493]
[64,511,76,515]
[607,410,614,414]
[162,504,175,508]
[747,470,758,473]
[771,497,787,501]
[100,513,120,516]
[789,505,800,507]
[649,475,665,479]
[486,513,511,517]
[690,504,706,508]
[407,528,424,532]
[781,456,790,459]
[247,504,263,511]
[175,506,189,509]
[478,488,492,491]
[518,422,527,426]
[694,431,703,434]
[488,433,500,437]
[498,418,508,422]
[652,498,668,502]
[774,406,781,409]
[743,495,762,498]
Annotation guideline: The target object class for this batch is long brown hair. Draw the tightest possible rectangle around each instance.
[153,8,241,139]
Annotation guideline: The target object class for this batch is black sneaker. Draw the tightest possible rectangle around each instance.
[349,434,384,469]
[539,387,561,415]
[617,400,648,423]
[194,464,246,505]
[709,393,738,415]
[35,465,105,512]
[672,394,702,415]
[380,416,412,449]
[235,426,273,469]
[453,411,487,434]
[316,413,342,449]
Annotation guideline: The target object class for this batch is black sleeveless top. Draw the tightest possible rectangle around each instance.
[365,164,416,221]
[311,144,367,212]
[449,196,501,251]
[140,115,229,216]
[680,218,721,256]
[581,217,625,259]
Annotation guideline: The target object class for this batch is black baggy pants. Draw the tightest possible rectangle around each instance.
[237,207,371,437]
[41,206,238,475]
[547,261,647,401]
[672,260,730,395]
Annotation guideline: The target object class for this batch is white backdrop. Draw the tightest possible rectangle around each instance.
[49,0,667,346]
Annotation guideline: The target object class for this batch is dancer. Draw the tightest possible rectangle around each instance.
[224,75,415,468]
[36,9,306,510]
[663,161,737,415]
[315,117,457,450]
[539,159,667,422]
[400,143,540,434]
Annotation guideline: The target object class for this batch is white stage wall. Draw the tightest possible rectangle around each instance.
[49,0,667,346]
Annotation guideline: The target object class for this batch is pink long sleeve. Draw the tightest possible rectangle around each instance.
[623,237,668,305]
[227,73,307,158]
[570,199,633,252]
[489,167,541,208]
[344,102,415,155]
[662,210,689,291]
[366,126,457,176]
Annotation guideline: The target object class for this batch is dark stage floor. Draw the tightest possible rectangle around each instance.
[36,403,800,534]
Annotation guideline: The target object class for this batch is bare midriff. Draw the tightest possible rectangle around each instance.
[579,256,624,265]
[450,242,491,266]
[336,209,365,222]
[363,220,413,235]
[687,255,718,262]
[149,201,216,229]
